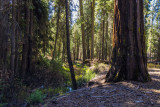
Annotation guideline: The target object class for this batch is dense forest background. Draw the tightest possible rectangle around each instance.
[0,0,159,106]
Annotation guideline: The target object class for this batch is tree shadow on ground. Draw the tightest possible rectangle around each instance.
[92,70,160,106]
[38,69,160,107]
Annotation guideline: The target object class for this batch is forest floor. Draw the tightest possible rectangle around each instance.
[37,66,160,107]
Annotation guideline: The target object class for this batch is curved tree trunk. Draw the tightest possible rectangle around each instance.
[65,0,77,90]
[106,0,151,82]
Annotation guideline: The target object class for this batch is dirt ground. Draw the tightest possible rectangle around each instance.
[38,66,160,107]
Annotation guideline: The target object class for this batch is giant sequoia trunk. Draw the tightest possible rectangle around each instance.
[106,0,151,82]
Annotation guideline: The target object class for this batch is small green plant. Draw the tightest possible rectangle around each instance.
[38,56,51,68]
[48,88,54,96]
[42,88,55,97]
[93,63,106,73]
[148,63,160,68]
[42,87,70,97]
[76,66,96,87]
[51,59,64,72]
[84,68,96,81]
[53,87,69,95]
[27,90,46,104]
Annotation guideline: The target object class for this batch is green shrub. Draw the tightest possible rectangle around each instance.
[51,59,63,72]
[27,90,46,104]
[148,63,160,68]
[61,65,71,81]
[53,87,69,95]
[38,56,51,68]
[77,78,87,87]
[77,66,96,87]
[83,68,96,82]
[42,88,55,97]
[51,59,71,81]
[93,63,106,73]
[48,88,54,96]
[42,87,70,97]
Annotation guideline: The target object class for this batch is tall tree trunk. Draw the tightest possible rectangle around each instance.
[79,0,86,63]
[21,0,30,79]
[99,21,103,60]
[73,49,76,62]
[52,3,61,60]
[109,31,112,61]
[62,32,66,62]
[58,38,62,58]
[11,0,16,79]
[0,0,10,102]
[15,0,21,74]
[27,0,33,77]
[10,0,16,101]
[0,0,9,76]
[106,0,151,82]
[102,18,105,60]
[91,0,95,60]
[105,17,108,60]
[65,0,77,90]
[76,36,80,60]
[86,33,90,59]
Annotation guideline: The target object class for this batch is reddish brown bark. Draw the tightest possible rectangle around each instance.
[106,0,151,82]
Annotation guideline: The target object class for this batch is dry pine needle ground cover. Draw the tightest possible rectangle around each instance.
[38,66,160,107]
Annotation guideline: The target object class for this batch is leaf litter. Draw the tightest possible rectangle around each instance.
[37,67,160,107]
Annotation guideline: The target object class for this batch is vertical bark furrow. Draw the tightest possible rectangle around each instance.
[106,0,151,82]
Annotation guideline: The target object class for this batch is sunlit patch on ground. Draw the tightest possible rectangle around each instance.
[37,67,160,107]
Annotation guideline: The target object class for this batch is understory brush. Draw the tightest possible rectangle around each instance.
[9,57,107,106]
[75,62,107,87]
[29,57,70,87]
[148,63,160,68]
[93,63,107,73]
[27,90,46,104]
[76,66,96,87]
